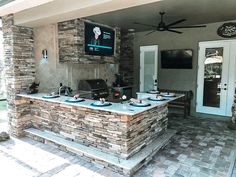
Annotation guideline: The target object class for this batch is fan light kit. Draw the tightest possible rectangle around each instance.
[134,11,206,35]
[128,28,135,32]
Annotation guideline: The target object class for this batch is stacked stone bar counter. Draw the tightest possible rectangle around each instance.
[16,93,181,176]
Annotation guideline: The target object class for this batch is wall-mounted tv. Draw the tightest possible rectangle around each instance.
[161,49,193,69]
[84,22,115,56]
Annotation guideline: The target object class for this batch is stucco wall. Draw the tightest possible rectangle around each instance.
[134,20,236,116]
[34,24,118,92]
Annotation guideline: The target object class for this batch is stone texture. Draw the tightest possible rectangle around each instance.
[0,22,6,99]
[16,95,168,159]
[58,19,121,64]
[119,32,134,85]
[2,14,35,136]
[232,94,236,124]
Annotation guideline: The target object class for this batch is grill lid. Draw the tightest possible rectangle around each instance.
[78,79,109,99]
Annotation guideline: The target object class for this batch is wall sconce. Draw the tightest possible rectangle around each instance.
[42,49,48,59]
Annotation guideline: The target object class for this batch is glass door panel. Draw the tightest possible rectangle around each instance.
[203,47,223,107]
[139,45,158,92]
[197,41,230,116]
[143,51,155,91]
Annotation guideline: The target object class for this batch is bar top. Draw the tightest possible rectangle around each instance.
[17,93,184,116]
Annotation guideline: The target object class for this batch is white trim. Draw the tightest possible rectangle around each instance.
[226,42,236,116]
[197,40,236,117]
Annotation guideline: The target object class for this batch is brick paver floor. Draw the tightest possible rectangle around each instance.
[0,113,236,177]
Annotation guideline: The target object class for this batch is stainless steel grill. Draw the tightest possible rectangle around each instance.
[78,79,109,100]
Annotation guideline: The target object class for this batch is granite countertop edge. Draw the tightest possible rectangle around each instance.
[17,93,172,116]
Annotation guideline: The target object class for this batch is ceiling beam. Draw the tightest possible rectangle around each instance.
[0,0,54,16]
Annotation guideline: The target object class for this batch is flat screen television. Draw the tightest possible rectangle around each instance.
[84,22,115,56]
[161,49,193,69]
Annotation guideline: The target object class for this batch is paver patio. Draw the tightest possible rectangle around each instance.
[0,113,236,177]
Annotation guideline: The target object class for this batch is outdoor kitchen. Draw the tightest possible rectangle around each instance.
[1,1,236,177]
[0,14,186,176]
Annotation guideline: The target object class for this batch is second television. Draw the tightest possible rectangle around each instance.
[161,49,193,69]
[84,22,115,56]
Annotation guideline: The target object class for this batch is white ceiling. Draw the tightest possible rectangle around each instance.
[1,0,236,31]
[87,0,236,32]
[12,0,162,27]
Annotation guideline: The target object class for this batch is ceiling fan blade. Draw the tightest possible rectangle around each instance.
[145,30,156,36]
[134,22,157,28]
[170,25,207,29]
[166,19,186,28]
[167,29,182,34]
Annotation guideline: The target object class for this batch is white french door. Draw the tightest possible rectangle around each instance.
[197,40,236,116]
[140,45,158,92]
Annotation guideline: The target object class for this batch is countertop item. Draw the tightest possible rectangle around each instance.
[91,101,112,107]
[65,98,85,103]
[17,93,184,115]
[148,96,166,101]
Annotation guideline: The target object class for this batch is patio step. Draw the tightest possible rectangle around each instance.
[24,128,176,176]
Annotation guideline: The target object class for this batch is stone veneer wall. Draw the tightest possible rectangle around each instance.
[233,94,236,123]
[17,96,168,159]
[119,32,134,85]
[58,19,121,64]
[2,14,35,136]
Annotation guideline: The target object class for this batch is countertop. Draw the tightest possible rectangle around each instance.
[17,93,184,116]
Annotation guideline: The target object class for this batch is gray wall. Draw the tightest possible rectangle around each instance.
[134,20,236,116]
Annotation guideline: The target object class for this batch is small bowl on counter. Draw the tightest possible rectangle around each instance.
[65,97,85,103]
[129,99,151,107]
[148,95,166,101]
[42,92,60,99]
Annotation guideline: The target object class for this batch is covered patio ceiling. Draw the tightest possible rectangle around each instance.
[0,0,235,31]
[87,0,236,32]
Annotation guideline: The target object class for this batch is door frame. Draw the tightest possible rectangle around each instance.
[139,45,158,92]
[196,40,236,116]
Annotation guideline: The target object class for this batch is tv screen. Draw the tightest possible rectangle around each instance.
[161,49,193,69]
[84,22,115,56]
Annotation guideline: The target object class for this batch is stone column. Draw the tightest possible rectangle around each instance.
[2,14,35,136]
[120,32,134,85]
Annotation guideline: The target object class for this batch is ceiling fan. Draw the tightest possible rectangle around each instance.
[134,12,206,35]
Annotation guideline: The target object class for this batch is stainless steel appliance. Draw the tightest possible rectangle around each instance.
[78,79,109,100]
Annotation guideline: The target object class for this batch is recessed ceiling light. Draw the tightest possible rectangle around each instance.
[128,28,135,32]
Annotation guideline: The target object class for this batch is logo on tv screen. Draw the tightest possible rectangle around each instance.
[85,22,115,56]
